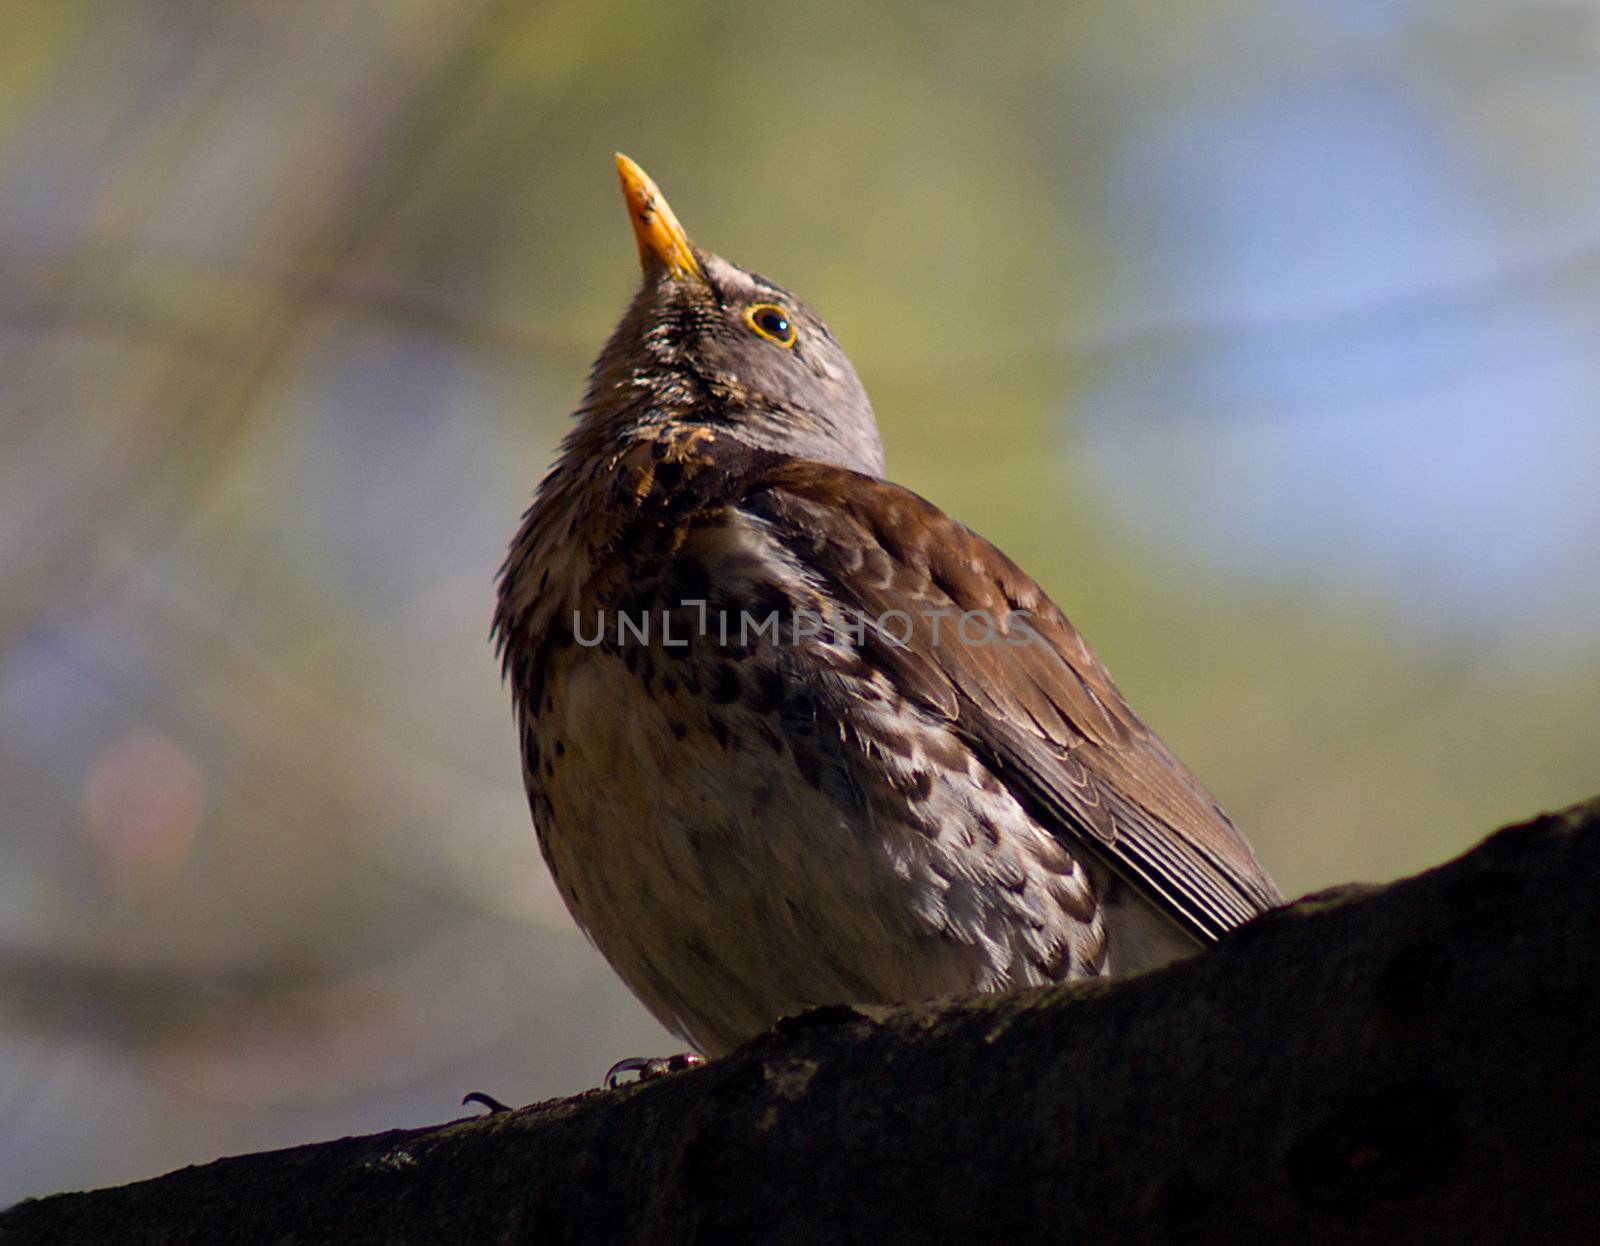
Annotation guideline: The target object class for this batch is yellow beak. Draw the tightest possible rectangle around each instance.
[614,153,702,281]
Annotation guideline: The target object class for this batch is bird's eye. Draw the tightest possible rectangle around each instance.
[744,303,797,348]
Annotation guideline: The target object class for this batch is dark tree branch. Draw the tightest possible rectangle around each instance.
[6,798,1598,1245]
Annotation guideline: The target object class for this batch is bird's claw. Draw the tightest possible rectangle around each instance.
[603,1052,704,1090]
[462,1090,515,1114]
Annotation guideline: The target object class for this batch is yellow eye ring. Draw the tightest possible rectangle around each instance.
[744,303,797,348]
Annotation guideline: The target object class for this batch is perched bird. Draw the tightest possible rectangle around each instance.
[494,154,1282,1061]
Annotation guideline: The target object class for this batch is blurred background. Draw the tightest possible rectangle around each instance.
[2,0,1597,1203]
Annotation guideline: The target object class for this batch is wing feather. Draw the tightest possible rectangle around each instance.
[744,461,1282,942]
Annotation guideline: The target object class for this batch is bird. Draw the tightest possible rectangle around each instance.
[493,154,1283,1063]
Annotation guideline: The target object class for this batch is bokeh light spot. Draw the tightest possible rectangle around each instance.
[83,729,205,888]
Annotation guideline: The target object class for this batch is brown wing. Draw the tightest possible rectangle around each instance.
[743,460,1283,943]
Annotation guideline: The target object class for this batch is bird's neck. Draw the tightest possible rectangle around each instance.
[495,397,764,673]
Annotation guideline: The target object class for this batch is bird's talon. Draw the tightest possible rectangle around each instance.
[462,1090,515,1114]
[603,1057,648,1089]
[603,1052,704,1089]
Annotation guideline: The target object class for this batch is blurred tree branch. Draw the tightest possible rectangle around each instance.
[0,0,529,651]
[5,797,1597,1245]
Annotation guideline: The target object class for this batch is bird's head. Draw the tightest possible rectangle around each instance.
[580,154,885,478]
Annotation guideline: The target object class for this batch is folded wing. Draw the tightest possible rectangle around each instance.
[744,460,1283,944]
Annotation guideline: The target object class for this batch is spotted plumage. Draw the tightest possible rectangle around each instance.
[493,156,1282,1057]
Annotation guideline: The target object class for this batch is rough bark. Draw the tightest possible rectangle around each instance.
[6,798,1598,1245]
